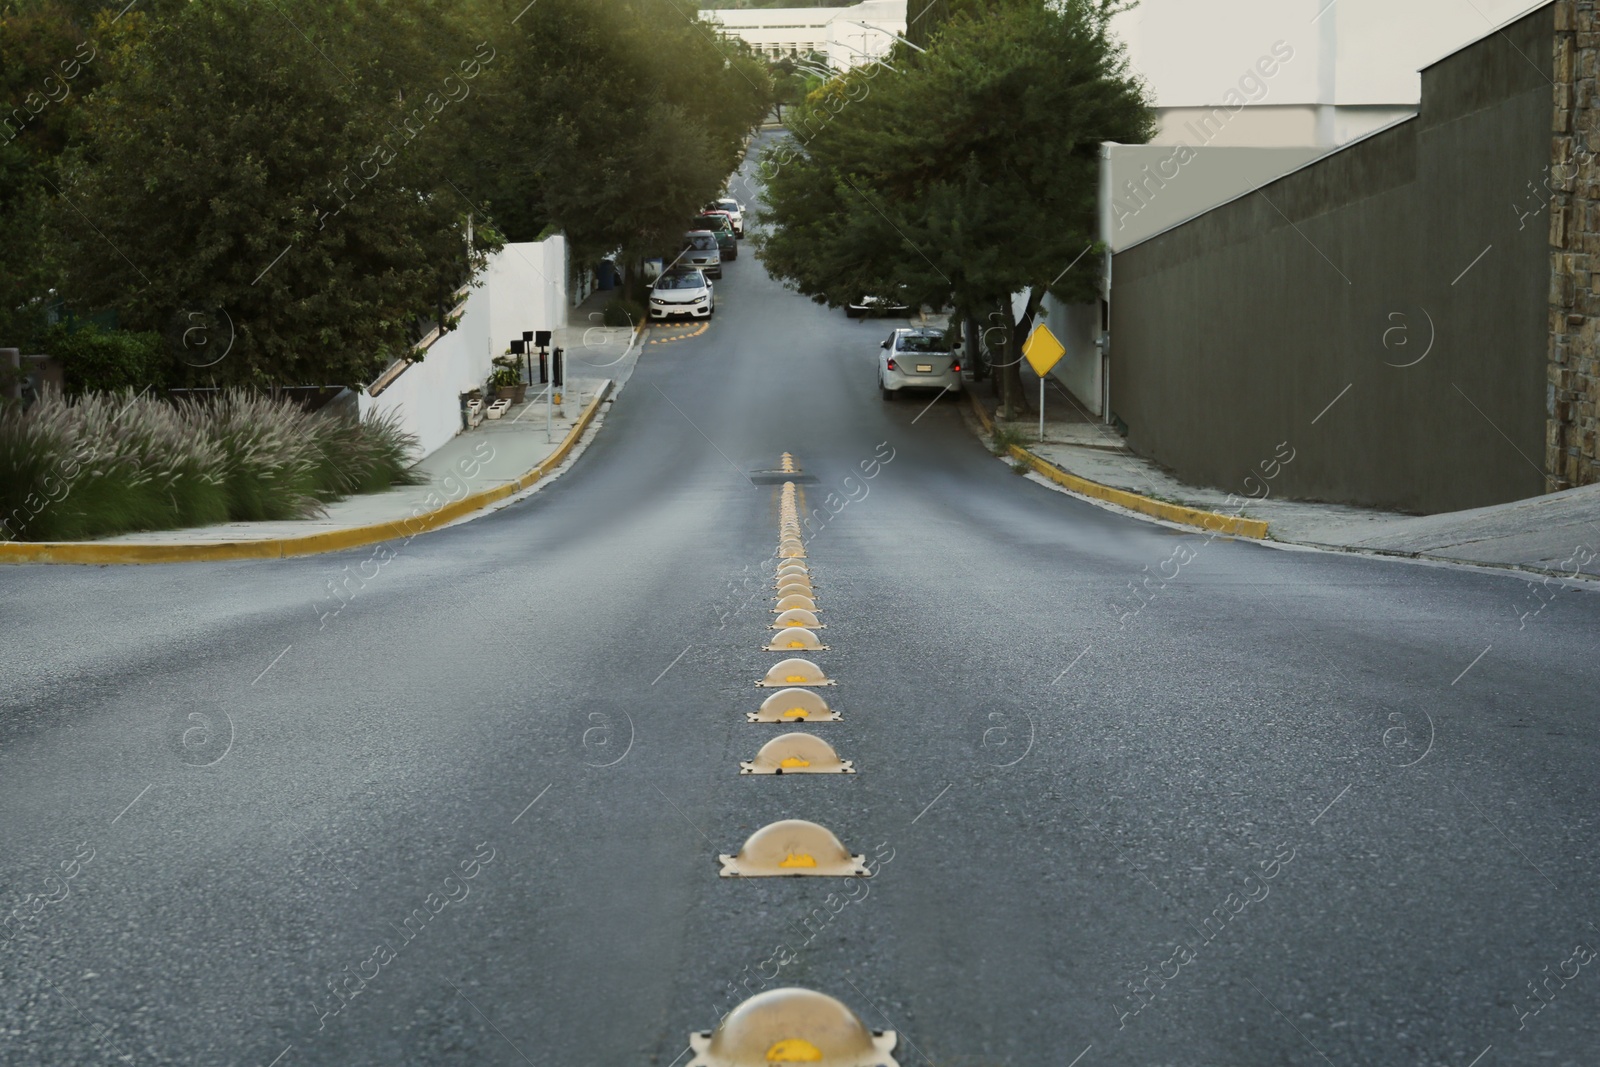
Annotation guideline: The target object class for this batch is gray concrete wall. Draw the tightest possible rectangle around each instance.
[1109,4,1554,515]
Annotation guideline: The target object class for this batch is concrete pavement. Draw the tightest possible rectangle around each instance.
[981,374,1600,578]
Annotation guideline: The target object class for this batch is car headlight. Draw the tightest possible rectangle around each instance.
[651,298,666,305]
[693,295,707,303]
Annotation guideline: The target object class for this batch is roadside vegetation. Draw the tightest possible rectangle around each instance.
[755,0,1154,418]
[0,0,770,391]
[0,0,769,538]
[0,392,421,541]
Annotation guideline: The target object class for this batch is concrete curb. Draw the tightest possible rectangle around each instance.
[966,392,1269,540]
[0,382,615,566]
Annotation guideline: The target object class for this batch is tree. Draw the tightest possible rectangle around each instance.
[50,0,499,388]
[757,0,1153,417]
[456,0,769,268]
[13,0,768,388]
[0,0,116,352]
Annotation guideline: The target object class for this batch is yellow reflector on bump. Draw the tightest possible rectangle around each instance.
[686,988,899,1067]
[749,688,839,722]
[765,627,826,651]
[718,819,868,877]
[741,733,855,775]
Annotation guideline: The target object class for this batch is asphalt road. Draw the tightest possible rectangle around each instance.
[3,146,1599,1067]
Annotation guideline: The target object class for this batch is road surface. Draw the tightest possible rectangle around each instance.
[3,148,1597,1067]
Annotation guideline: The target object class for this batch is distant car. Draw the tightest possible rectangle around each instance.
[878,327,961,400]
[710,198,745,237]
[679,230,722,278]
[700,209,739,239]
[847,291,912,318]
[650,269,714,320]
[696,214,738,260]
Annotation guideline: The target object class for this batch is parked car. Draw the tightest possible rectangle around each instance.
[696,214,738,260]
[710,198,745,236]
[847,290,912,318]
[679,230,722,278]
[700,209,739,238]
[650,269,715,320]
[878,327,961,400]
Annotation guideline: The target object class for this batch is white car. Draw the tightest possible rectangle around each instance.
[712,197,745,237]
[847,291,912,318]
[878,327,961,400]
[680,230,722,278]
[650,269,715,320]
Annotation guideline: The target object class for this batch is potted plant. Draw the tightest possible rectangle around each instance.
[490,357,525,403]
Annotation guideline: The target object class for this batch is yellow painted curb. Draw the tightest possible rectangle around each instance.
[647,320,710,345]
[967,392,1268,540]
[0,383,614,566]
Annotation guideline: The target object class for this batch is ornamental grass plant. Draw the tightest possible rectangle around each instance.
[0,390,421,541]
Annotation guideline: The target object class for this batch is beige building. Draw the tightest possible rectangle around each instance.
[699,1,906,69]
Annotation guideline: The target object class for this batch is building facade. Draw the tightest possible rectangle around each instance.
[1104,3,1558,514]
[700,1,906,69]
[1045,0,1553,423]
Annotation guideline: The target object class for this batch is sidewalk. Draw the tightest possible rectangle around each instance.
[1,300,646,563]
[967,384,1600,580]
[93,380,613,545]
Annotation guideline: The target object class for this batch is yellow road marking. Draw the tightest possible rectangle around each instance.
[647,321,710,344]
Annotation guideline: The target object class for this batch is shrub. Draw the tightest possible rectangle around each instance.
[602,298,644,327]
[308,407,423,499]
[0,390,422,540]
[45,323,170,395]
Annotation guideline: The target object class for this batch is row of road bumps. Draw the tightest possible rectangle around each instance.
[685,454,901,1066]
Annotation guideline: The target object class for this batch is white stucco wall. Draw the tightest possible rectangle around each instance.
[359,235,567,460]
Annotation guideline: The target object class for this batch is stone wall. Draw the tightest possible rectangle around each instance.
[1549,0,1600,490]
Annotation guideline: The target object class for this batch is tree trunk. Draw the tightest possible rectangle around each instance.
[997,296,1023,420]
[997,286,1050,421]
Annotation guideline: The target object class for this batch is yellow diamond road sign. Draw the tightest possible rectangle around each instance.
[1023,324,1066,377]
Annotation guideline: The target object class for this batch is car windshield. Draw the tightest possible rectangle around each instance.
[717,200,738,212]
[896,333,948,353]
[687,235,717,251]
[701,216,730,231]
[656,272,705,291]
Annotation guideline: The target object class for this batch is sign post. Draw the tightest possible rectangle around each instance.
[1022,324,1066,444]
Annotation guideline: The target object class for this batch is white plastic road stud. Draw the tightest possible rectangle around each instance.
[748,688,840,722]
[771,608,823,630]
[718,820,869,877]
[757,658,834,687]
[765,627,826,651]
[687,988,898,1067]
[740,733,854,774]
[774,594,818,613]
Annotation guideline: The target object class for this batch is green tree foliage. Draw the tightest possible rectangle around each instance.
[757,0,1153,415]
[48,0,499,389]
[44,321,166,393]
[2,0,769,387]
[456,0,769,266]
[0,1,115,348]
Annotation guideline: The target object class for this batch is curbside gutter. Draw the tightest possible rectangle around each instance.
[0,382,615,566]
[967,391,1268,540]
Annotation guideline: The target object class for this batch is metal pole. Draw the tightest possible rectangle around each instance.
[546,381,553,444]
[1039,377,1045,443]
